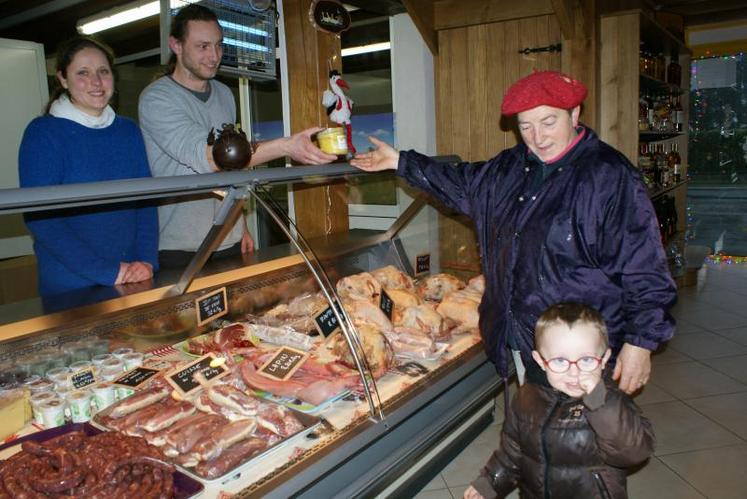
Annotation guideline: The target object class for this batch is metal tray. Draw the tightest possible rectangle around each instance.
[93,394,321,484]
[0,422,204,498]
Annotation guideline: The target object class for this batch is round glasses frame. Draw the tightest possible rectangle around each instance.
[539,354,603,373]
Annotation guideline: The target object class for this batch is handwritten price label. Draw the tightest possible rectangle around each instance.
[379,289,394,320]
[69,368,96,390]
[258,347,309,381]
[415,253,430,275]
[113,367,160,389]
[195,287,228,326]
[314,303,342,337]
[166,354,229,396]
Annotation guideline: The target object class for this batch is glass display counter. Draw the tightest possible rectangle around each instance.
[0,162,502,498]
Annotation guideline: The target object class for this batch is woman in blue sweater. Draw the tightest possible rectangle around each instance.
[18,37,158,296]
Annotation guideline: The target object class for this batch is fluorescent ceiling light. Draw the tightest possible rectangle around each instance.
[224,37,269,52]
[77,0,182,35]
[341,42,390,57]
[218,20,268,38]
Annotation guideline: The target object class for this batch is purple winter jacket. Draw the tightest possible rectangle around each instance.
[397,126,676,376]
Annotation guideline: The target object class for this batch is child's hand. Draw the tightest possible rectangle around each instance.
[578,370,602,395]
[464,485,485,499]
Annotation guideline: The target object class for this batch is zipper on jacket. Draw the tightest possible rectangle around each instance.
[592,471,613,499]
[541,397,561,499]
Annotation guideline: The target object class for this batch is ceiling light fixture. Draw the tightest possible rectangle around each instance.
[77,0,184,35]
[341,42,390,57]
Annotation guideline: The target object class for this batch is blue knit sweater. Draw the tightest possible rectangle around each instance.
[18,115,159,296]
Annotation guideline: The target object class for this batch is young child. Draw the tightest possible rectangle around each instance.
[465,302,654,499]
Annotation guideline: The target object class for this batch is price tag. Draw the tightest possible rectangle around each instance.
[113,367,160,389]
[166,354,229,397]
[379,289,394,320]
[69,368,96,390]
[314,303,342,338]
[195,287,228,327]
[415,253,431,275]
[258,347,309,382]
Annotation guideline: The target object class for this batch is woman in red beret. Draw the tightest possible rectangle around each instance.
[352,70,675,395]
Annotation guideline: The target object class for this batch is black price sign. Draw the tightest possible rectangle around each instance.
[379,289,394,320]
[258,347,309,381]
[114,367,160,389]
[69,368,96,390]
[416,253,431,275]
[166,355,229,396]
[314,303,342,338]
[195,287,228,327]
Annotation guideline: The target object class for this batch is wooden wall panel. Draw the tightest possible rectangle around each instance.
[434,0,554,30]
[283,0,348,239]
[599,13,639,163]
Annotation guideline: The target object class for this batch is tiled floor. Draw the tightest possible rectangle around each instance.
[415,263,747,499]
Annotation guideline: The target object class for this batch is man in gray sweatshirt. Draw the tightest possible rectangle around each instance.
[139,4,336,268]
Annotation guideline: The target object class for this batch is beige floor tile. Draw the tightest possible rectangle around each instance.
[686,392,747,440]
[642,400,743,455]
[702,354,747,384]
[627,457,705,499]
[440,434,495,488]
[659,444,747,499]
[413,488,453,499]
[666,332,747,360]
[634,382,677,406]
[420,474,449,492]
[649,361,747,399]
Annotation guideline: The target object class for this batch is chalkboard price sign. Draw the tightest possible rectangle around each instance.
[113,367,160,389]
[415,253,430,275]
[258,347,309,381]
[379,289,394,320]
[69,368,96,390]
[166,355,229,396]
[314,303,342,338]
[195,287,228,326]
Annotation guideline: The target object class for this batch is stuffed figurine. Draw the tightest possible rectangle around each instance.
[322,69,356,154]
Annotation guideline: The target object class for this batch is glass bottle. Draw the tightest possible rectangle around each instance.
[671,143,682,183]
[673,95,684,132]
[639,93,650,131]
[667,52,682,87]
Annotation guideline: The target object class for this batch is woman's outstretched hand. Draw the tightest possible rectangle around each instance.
[350,136,399,171]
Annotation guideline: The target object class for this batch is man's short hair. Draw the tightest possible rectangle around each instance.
[534,302,609,351]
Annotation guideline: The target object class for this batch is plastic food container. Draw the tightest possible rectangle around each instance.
[111,347,134,360]
[46,366,72,389]
[63,341,90,363]
[121,352,144,370]
[92,382,116,411]
[317,127,348,155]
[68,390,93,423]
[38,399,66,428]
[89,338,110,356]
[30,392,58,424]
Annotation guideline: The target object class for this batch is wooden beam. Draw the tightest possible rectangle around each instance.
[551,0,575,38]
[401,0,438,55]
[434,0,554,30]
[282,0,349,239]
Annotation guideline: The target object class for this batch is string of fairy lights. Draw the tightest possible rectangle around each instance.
[688,52,747,265]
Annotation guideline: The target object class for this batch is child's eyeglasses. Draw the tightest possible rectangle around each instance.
[539,354,602,373]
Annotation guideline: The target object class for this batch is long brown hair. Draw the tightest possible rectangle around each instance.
[165,3,221,75]
[45,36,115,115]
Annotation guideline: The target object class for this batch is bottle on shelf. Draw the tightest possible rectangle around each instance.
[673,95,684,132]
[667,51,682,87]
[656,52,666,81]
[670,142,682,183]
[639,93,650,131]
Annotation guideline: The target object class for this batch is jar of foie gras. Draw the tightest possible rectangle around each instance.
[317,127,348,159]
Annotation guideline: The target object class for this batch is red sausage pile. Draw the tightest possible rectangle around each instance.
[0,431,175,498]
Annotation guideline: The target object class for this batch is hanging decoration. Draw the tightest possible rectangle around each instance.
[322,70,356,154]
[309,0,351,35]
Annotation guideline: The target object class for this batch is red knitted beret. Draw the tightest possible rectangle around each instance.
[501,71,588,116]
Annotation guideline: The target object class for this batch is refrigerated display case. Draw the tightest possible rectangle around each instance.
[0,162,502,498]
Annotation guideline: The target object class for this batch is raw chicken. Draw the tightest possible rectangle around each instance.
[437,289,481,328]
[336,272,381,302]
[384,288,422,310]
[416,273,466,302]
[341,296,394,332]
[371,265,415,292]
[394,304,449,341]
[467,274,485,293]
[329,323,393,378]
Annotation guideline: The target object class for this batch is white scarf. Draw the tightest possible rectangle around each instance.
[49,94,115,129]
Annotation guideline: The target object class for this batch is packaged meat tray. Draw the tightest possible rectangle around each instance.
[92,380,321,483]
[0,422,203,498]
